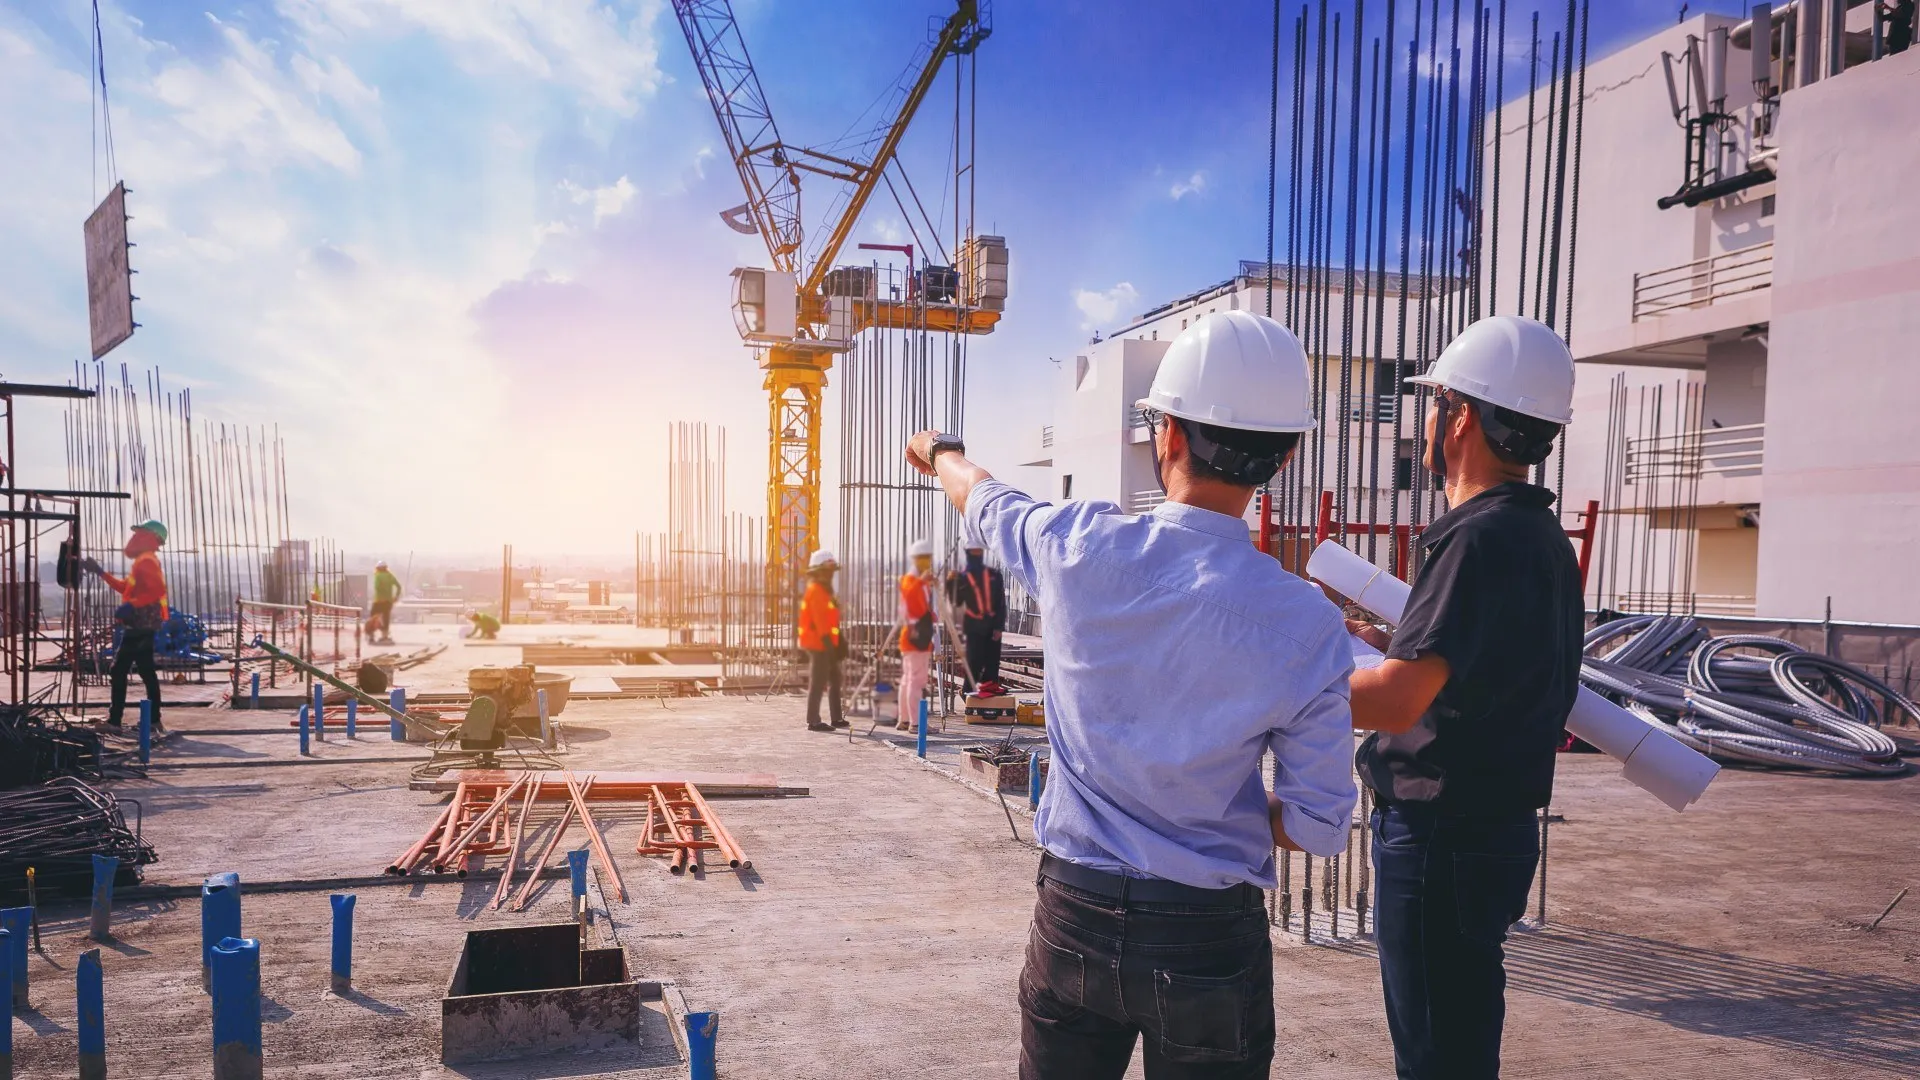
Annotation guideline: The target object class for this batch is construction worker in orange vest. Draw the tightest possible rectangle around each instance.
[896,538,936,731]
[797,549,847,731]
[946,529,1008,696]
[81,519,170,733]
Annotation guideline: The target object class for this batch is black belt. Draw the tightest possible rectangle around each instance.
[1038,852,1261,908]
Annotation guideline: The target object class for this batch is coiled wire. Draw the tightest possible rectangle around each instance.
[1580,616,1912,777]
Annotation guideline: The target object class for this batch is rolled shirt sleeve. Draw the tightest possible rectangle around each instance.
[1267,639,1359,858]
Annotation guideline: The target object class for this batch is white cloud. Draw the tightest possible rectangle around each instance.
[276,0,663,114]
[1073,282,1139,332]
[1169,170,1207,200]
[560,176,637,224]
[145,15,363,175]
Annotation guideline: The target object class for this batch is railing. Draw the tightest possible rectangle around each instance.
[1040,425,1054,449]
[1632,242,1773,322]
[1129,489,1165,514]
[1612,592,1757,617]
[1624,421,1764,484]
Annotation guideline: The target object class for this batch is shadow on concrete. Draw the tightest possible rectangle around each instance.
[562,726,611,744]
[338,987,407,1016]
[262,994,294,1023]
[455,878,498,920]
[97,936,152,958]
[14,1005,67,1036]
[1503,924,1920,1074]
[162,737,270,760]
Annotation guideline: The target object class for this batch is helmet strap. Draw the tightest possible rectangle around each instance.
[1181,420,1282,487]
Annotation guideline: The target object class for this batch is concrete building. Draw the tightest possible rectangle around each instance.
[1029,7,1920,623]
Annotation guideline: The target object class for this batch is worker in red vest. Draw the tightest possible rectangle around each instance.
[82,519,170,733]
[946,532,1008,696]
[797,549,846,731]
[896,538,936,731]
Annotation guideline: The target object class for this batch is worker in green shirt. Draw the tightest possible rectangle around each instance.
[468,610,501,640]
[367,561,401,645]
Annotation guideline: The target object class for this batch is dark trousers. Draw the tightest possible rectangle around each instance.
[108,628,161,727]
[804,648,843,726]
[1019,859,1275,1079]
[1371,803,1539,1080]
[963,623,1002,687]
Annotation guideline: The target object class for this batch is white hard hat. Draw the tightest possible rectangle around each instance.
[908,538,933,558]
[1407,315,1574,425]
[1134,311,1317,433]
[807,549,837,570]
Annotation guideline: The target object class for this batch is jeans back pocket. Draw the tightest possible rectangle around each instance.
[1019,925,1087,1020]
[1153,967,1251,1063]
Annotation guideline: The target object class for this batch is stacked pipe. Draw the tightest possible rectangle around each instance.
[1581,615,1912,776]
[0,778,157,900]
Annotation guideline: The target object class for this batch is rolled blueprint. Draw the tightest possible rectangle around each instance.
[1310,540,1718,811]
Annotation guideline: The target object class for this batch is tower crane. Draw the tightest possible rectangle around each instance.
[671,0,1005,614]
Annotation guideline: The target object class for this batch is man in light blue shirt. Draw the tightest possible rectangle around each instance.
[905,311,1357,1079]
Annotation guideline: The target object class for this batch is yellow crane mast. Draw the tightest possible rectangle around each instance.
[670,0,1002,613]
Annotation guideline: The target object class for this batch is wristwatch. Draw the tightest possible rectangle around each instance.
[928,432,967,462]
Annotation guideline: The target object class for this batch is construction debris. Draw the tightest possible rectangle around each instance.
[0,706,144,789]
[636,783,750,875]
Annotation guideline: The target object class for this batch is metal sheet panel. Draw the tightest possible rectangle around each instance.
[83,183,134,360]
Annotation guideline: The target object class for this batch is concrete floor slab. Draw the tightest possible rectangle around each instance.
[8,694,1918,1078]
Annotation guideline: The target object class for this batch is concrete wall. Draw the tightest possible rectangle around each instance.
[1049,337,1169,507]
[1701,337,1768,429]
[1758,45,1920,622]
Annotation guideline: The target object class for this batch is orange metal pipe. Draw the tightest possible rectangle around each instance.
[493,776,541,909]
[685,783,750,870]
[567,773,625,903]
[437,773,529,872]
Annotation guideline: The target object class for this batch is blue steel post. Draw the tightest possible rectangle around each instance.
[312,683,326,742]
[249,671,260,709]
[138,700,152,764]
[389,688,405,741]
[298,705,311,756]
[0,928,10,1080]
[329,894,355,995]
[685,1011,719,1080]
[88,855,117,941]
[916,699,928,758]
[0,908,28,1007]
[567,849,590,928]
[345,698,357,739]
[211,936,263,1080]
[536,689,552,749]
[1029,751,1043,809]
[77,948,104,1080]
[201,873,241,991]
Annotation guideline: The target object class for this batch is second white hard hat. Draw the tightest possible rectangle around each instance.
[1135,311,1317,433]
[807,549,837,570]
[1407,315,1575,425]
[908,538,933,558]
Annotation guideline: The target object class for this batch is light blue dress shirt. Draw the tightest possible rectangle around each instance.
[968,478,1358,888]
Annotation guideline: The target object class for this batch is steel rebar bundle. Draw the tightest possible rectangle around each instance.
[0,704,144,789]
[1580,615,1913,776]
[0,777,158,900]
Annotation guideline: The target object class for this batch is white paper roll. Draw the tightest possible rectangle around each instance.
[1311,540,1718,810]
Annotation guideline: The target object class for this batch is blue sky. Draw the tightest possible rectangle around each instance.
[0,0,1723,555]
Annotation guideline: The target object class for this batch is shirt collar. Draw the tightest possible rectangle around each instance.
[1150,499,1253,542]
[1423,481,1556,547]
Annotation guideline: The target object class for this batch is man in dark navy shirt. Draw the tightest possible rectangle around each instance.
[1346,316,1584,1079]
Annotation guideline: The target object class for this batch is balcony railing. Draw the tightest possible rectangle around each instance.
[1632,242,1773,322]
[1129,489,1165,514]
[1624,422,1763,484]
[1612,591,1757,617]
[1348,393,1401,425]
[1041,425,1054,449]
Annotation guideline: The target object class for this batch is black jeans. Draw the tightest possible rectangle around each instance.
[108,628,161,727]
[1371,803,1539,1080]
[963,623,1002,687]
[804,648,843,726]
[1019,860,1275,1079]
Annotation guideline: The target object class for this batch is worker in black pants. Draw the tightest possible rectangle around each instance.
[84,519,172,734]
[947,535,1007,692]
[1346,316,1584,1079]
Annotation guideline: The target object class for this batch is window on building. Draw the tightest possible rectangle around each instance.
[1063,474,1074,499]
[1394,445,1416,490]
[1151,330,1158,340]
[1181,318,1188,330]
[1760,194,1776,218]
